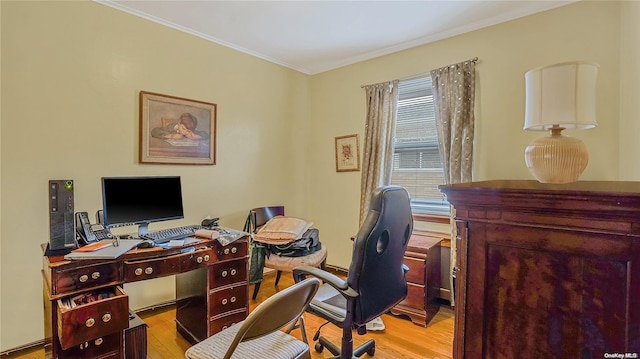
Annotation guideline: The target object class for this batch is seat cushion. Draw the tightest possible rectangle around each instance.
[308,283,347,322]
[185,322,309,359]
[255,216,313,245]
[265,245,327,272]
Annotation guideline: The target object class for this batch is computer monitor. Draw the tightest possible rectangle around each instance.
[101,176,184,236]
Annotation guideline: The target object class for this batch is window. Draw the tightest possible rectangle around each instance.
[391,76,449,215]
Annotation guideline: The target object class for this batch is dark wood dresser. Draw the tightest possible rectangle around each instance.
[42,236,248,358]
[439,180,640,359]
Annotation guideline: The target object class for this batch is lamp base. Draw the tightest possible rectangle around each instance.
[524,127,588,184]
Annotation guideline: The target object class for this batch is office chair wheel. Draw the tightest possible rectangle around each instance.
[314,342,324,353]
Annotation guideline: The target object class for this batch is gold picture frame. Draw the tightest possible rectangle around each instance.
[335,134,360,172]
[139,91,216,165]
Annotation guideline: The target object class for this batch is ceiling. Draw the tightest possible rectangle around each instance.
[97,0,576,75]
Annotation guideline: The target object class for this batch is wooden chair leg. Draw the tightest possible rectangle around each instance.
[274,270,283,286]
[252,282,261,300]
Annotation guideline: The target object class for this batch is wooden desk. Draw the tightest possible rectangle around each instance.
[42,236,249,359]
[390,230,446,327]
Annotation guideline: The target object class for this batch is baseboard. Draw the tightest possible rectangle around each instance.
[132,299,176,314]
[325,264,348,276]
[438,288,452,302]
[0,339,45,356]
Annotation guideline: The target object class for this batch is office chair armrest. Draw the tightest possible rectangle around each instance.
[293,266,349,291]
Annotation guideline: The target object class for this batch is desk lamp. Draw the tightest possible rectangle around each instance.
[523,61,599,184]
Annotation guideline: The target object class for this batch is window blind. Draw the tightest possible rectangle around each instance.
[391,75,449,215]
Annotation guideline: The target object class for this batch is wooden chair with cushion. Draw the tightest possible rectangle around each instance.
[248,206,327,300]
[184,277,320,359]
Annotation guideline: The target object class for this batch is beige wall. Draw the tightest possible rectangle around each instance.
[0,0,310,350]
[620,0,640,179]
[1,0,638,353]
[0,0,3,349]
[307,1,625,268]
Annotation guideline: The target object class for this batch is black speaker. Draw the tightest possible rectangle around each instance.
[48,180,76,251]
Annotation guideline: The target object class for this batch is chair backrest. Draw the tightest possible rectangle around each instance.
[347,186,413,325]
[224,277,320,357]
[250,206,285,232]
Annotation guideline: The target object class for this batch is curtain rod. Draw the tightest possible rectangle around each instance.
[361,57,478,88]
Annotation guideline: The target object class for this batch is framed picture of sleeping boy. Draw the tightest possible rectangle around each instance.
[139,91,217,165]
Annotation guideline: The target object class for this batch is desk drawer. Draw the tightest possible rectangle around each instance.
[209,284,247,317]
[180,247,216,272]
[210,308,248,335]
[209,260,247,288]
[214,241,248,261]
[57,286,128,350]
[53,262,121,296]
[398,282,425,309]
[124,256,181,282]
[58,330,122,358]
[404,256,426,284]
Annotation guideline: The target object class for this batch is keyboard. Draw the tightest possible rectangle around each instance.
[141,225,201,244]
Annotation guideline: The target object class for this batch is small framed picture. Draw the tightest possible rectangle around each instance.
[335,134,360,172]
[139,91,216,165]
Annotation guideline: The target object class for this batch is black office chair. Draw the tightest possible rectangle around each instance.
[293,185,413,359]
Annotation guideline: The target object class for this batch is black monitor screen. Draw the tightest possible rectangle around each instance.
[101,176,184,233]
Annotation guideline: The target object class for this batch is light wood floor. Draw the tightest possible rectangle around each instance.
[6,272,453,358]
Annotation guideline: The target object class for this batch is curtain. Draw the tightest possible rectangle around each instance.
[359,80,400,224]
[430,59,476,306]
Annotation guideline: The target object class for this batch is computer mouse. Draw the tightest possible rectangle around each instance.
[137,240,154,248]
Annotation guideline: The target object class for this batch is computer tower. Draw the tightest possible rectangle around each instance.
[125,311,147,359]
[48,180,75,251]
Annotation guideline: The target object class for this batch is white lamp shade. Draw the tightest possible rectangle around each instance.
[524,61,598,131]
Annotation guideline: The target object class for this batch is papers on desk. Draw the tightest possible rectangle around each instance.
[155,237,201,249]
[64,239,142,260]
[62,288,116,308]
[195,229,220,240]
[74,240,114,252]
[194,228,248,246]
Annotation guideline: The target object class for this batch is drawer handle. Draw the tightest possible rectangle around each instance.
[204,254,210,261]
[230,269,237,276]
[145,267,153,275]
[230,296,236,303]
[102,313,111,322]
[222,298,228,305]
[79,342,89,350]
[85,318,95,328]
[135,268,143,276]
[79,275,88,283]
[197,256,203,263]
[231,247,238,254]
[94,338,103,346]
[221,270,228,277]
[222,325,228,330]
[224,248,230,255]
[91,271,100,280]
